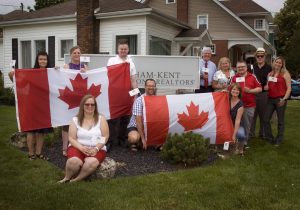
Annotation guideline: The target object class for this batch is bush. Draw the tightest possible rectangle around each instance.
[0,74,15,106]
[43,127,61,146]
[161,132,210,166]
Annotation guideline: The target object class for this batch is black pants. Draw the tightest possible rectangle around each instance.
[195,86,213,93]
[107,115,130,147]
[264,98,287,144]
[250,92,268,137]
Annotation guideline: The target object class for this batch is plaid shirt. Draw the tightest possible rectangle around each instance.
[127,94,144,128]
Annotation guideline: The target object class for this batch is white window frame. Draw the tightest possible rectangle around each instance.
[166,0,176,4]
[205,44,216,55]
[112,32,140,55]
[34,39,47,58]
[197,14,208,29]
[58,38,74,61]
[254,19,266,31]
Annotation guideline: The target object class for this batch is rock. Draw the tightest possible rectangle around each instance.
[10,132,27,148]
[92,157,117,179]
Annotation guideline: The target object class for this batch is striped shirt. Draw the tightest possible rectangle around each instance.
[127,94,144,128]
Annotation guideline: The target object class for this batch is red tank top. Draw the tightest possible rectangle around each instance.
[268,74,287,98]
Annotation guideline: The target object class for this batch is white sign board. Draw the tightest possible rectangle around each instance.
[65,54,199,89]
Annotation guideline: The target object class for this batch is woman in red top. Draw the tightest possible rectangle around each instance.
[264,56,291,146]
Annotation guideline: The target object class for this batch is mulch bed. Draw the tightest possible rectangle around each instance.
[38,139,220,177]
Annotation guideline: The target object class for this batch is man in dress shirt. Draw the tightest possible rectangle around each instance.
[195,47,217,93]
[106,40,138,151]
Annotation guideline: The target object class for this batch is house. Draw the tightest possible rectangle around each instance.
[0,0,275,88]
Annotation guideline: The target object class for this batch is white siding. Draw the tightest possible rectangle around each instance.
[99,16,147,55]
[3,21,76,87]
[146,17,182,55]
[0,40,3,74]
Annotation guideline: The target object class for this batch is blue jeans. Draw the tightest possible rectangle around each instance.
[236,126,246,142]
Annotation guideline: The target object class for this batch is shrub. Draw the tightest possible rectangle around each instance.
[43,127,61,146]
[0,74,15,106]
[161,132,210,166]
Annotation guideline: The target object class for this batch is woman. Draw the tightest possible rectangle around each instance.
[230,83,246,155]
[264,56,291,146]
[58,95,109,183]
[61,46,88,156]
[212,57,235,92]
[8,52,53,160]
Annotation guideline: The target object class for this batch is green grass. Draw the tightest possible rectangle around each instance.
[0,102,300,210]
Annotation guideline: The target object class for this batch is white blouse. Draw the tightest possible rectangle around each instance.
[72,116,106,151]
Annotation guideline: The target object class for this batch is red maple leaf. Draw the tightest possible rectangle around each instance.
[177,101,209,131]
[58,74,101,109]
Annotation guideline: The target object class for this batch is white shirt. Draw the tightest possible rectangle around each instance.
[72,116,106,151]
[107,55,137,76]
[213,69,235,91]
[199,59,217,86]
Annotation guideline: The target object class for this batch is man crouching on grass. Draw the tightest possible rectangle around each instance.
[127,79,157,151]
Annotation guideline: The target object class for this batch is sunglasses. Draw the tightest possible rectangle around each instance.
[84,103,95,107]
[256,55,265,58]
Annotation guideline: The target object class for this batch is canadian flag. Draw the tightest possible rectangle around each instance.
[14,63,133,132]
[143,92,233,145]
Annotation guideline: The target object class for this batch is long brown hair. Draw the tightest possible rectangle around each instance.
[229,83,242,99]
[76,95,99,126]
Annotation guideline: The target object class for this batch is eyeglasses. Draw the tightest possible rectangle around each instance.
[237,66,246,69]
[256,55,265,58]
[84,103,95,107]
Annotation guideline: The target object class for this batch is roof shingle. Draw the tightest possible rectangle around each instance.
[220,0,269,14]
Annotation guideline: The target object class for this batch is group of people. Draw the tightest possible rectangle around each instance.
[198,47,291,155]
[9,41,291,182]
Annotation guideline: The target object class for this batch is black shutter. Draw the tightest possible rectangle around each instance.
[48,36,55,67]
[12,38,18,68]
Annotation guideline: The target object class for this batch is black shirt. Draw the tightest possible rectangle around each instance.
[251,63,272,87]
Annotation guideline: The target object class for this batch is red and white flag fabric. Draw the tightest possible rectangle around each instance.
[14,63,133,132]
[143,92,233,145]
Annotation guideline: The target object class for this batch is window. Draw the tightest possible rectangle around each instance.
[116,35,137,55]
[197,15,208,29]
[254,19,265,30]
[166,0,176,4]
[205,44,216,54]
[149,36,171,55]
[193,46,201,57]
[21,41,32,68]
[60,39,73,59]
[35,40,46,57]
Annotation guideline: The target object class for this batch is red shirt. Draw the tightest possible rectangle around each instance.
[231,73,261,107]
[268,74,287,98]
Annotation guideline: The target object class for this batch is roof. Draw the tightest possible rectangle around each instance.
[0,0,76,22]
[220,0,269,14]
[176,28,206,38]
[98,0,150,13]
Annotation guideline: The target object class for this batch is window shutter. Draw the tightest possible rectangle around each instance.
[48,36,55,67]
[12,38,18,68]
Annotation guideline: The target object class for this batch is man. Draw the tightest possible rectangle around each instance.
[231,60,262,146]
[127,79,157,151]
[249,48,272,139]
[195,47,217,93]
[106,40,138,150]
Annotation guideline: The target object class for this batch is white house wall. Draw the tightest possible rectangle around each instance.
[99,16,147,55]
[146,16,182,55]
[3,21,76,87]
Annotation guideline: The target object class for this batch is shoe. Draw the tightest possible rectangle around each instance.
[57,178,70,184]
[36,154,49,161]
[28,154,36,161]
[131,144,138,152]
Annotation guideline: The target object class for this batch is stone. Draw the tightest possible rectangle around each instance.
[10,132,27,148]
[92,157,117,179]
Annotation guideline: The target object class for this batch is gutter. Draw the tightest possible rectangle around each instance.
[0,14,76,27]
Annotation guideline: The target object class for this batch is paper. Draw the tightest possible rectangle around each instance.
[129,88,140,96]
[236,77,245,83]
[223,141,230,150]
[268,76,277,82]
[80,56,90,63]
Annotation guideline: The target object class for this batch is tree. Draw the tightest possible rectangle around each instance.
[275,0,300,77]
[34,0,66,10]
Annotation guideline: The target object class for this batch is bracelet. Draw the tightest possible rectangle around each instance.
[94,146,99,152]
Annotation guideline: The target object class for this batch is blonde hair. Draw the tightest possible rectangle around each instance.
[76,95,99,126]
[218,57,231,71]
[272,56,287,75]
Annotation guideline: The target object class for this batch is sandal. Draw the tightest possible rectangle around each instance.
[28,154,36,161]
[36,154,49,161]
[57,178,70,184]
[131,144,138,152]
[62,149,67,157]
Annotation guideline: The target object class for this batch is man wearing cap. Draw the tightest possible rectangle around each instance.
[195,47,217,93]
[249,48,272,139]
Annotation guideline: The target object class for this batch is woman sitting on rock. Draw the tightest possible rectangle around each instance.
[58,94,109,183]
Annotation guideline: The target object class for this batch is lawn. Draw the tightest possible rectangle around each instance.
[0,101,299,210]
